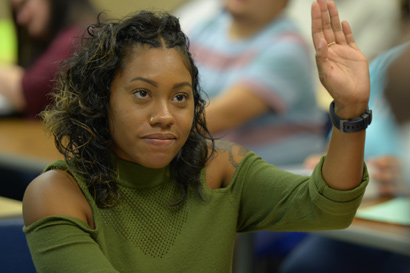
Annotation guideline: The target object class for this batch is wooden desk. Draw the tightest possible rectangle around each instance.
[281,165,410,256]
[0,118,62,172]
[0,196,22,220]
[235,197,410,273]
[313,198,410,256]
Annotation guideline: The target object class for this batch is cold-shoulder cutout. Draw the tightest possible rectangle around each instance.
[205,139,249,189]
[22,169,94,229]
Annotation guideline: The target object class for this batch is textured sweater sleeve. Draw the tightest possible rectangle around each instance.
[23,216,119,273]
[234,153,369,232]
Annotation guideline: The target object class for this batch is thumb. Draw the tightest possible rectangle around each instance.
[316,38,329,62]
[316,38,329,84]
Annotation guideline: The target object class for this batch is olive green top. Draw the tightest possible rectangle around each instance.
[24,152,368,272]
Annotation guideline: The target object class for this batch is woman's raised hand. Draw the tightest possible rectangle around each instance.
[311,0,370,119]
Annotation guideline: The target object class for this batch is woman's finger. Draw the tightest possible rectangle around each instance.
[327,1,345,44]
[311,2,327,50]
[315,38,330,85]
[318,0,335,44]
[341,21,359,49]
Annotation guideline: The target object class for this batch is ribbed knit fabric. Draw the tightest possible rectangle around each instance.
[24,152,368,272]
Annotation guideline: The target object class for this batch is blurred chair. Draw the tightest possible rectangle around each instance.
[0,218,36,273]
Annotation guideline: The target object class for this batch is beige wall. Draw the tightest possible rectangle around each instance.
[0,0,190,20]
[0,1,11,19]
[90,0,190,18]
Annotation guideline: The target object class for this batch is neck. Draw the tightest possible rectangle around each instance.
[228,6,284,40]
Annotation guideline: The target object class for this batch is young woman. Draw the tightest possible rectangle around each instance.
[22,1,371,272]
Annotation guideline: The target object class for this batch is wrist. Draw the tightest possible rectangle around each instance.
[333,101,369,120]
[329,101,372,133]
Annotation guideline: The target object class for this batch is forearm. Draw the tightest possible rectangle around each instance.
[237,154,367,232]
[323,129,365,190]
[24,216,119,273]
[0,65,26,111]
[205,85,269,134]
[205,99,234,134]
[322,104,368,190]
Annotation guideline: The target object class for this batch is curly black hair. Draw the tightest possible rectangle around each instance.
[41,10,214,208]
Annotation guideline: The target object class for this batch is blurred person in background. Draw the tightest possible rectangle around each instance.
[0,0,97,201]
[175,0,402,110]
[0,0,97,119]
[188,0,326,167]
[173,0,222,34]
[385,0,410,190]
[385,45,410,191]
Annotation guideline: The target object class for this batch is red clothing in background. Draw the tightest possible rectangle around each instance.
[21,26,82,118]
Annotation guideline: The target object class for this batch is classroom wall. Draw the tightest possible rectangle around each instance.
[0,0,190,19]
[90,0,190,18]
[0,1,11,19]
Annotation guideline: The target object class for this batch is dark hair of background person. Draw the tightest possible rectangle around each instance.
[12,0,98,68]
[384,46,410,125]
[385,0,410,124]
[41,11,215,208]
[402,0,410,19]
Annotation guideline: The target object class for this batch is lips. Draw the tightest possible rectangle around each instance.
[142,133,177,146]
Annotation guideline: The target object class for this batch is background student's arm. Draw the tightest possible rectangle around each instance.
[0,65,26,111]
[205,84,269,134]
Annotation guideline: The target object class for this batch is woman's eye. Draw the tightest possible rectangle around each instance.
[173,93,188,102]
[134,90,149,98]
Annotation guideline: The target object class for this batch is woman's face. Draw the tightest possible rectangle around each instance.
[15,0,51,39]
[108,46,195,168]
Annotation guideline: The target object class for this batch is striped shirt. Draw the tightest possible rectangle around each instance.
[189,11,326,165]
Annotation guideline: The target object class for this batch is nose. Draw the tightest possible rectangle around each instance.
[149,101,175,127]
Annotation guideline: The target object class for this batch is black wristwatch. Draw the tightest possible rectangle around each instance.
[329,101,372,133]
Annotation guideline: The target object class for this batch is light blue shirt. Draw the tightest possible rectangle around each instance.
[364,43,410,158]
[189,11,325,165]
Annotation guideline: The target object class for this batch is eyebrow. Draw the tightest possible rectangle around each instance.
[130,77,192,89]
[130,77,158,87]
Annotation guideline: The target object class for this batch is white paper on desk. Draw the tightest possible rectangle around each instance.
[356,197,410,226]
[0,94,14,115]
[281,165,313,176]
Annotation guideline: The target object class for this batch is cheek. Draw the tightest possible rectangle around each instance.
[109,110,130,138]
[108,105,127,141]
[16,6,30,26]
[38,4,50,31]
[179,110,195,137]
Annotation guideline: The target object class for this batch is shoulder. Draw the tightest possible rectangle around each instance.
[371,43,410,71]
[205,140,249,188]
[22,169,94,228]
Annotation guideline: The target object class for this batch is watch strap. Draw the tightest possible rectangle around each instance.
[329,101,372,133]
